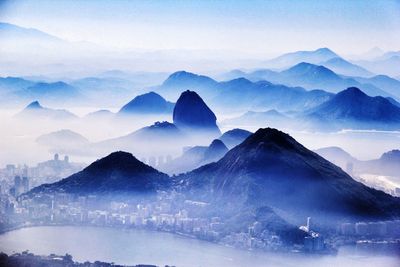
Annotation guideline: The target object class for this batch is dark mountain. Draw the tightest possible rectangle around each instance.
[118,92,174,115]
[219,129,253,149]
[264,48,339,69]
[16,101,77,120]
[320,57,373,77]
[157,71,218,100]
[180,128,400,225]
[173,90,220,134]
[28,151,170,195]
[307,87,400,127]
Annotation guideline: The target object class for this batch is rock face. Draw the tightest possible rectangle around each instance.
[28,151,170,195]
[181,128,400,225]
[173,90,220,134]
[118,92,174,114]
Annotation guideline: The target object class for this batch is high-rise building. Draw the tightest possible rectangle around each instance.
[54,153,59,161]
[307,217,312,232]
[22,176,29,193]
[14,175,21,188]
[64,155,69,163]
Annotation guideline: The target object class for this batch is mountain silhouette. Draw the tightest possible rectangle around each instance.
[219,129,252,149]
[16,101,77,120]
[173,90,220,134]
[118,91,174,115]
[28,151,170,195]
[181,128,400,225]
[308,87,400,125]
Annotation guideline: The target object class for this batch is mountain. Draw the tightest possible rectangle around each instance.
[95,121,187,158]
[214,78,333,112]
[219,129,253,149]
[222,109,291,129]
[220,63,390,99]
[180,128,400,226]
[15,81,82,103]
[155,71,333,112]
[203,139,229,163]
[161,139,228,175]
[264,48,339,69]
[279,62,390,96]
[314,147,358,170]
[320,57,373,77]
[0,76,35,94]
[28,151,170,196]
[355,55,400,77]
[173,90,220,134]
[156,71,218,100]
[0,22,62,42]
[354,75,400,100]
[307,87,400,128]
[360,150,400,177]
[83,109,115,120]
[36,129,90,155]
[315,147,400,178]
[16,101,77,120]
[118,92,174,115]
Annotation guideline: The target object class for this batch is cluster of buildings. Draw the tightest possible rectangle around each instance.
[2,190,292,252]
[0,154,85,193]
[340,220,400,237]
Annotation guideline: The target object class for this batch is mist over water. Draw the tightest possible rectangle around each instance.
[0,226,398,267]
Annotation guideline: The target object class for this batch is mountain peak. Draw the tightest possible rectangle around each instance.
[25,101,43,109]
[244,127,299,151]
[337,87,366,98]
[315,47,337,55]
[118,91,173,114]
[173,90,219,133]
[28,151,170,195]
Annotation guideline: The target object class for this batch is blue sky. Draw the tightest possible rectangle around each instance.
[0,0,399,55]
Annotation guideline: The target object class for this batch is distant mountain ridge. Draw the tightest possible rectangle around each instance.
[16,101,77,120]
[307,87,400,127]
[264,48,339,69]
[118,92,174,115]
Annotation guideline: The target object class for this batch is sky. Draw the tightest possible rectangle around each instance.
[0,0,399,56]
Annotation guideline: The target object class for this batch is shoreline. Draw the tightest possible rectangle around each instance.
[0,223,337,258]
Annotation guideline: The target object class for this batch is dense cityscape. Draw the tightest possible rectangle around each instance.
[1,155,399,257]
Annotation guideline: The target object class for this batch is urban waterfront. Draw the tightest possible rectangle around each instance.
[0,226,399,267]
